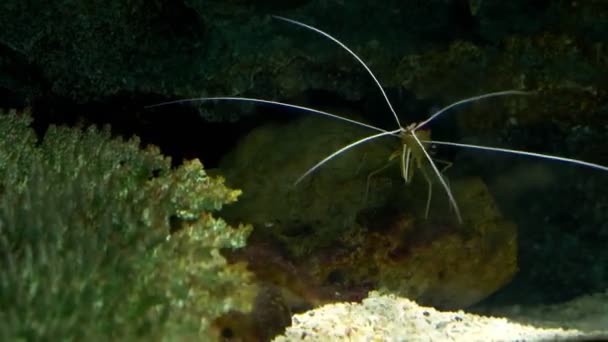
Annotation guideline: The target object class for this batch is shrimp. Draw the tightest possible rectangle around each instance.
[147,16,608,224]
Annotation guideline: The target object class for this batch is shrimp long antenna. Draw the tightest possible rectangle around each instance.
[422,139,608,172]
[273,15,402,128]
[146,96,389,134]
[410,133,463,223]
[415,90,532,130]
[295,129,401,185]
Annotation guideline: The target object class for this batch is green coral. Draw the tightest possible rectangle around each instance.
[0,109,254,340]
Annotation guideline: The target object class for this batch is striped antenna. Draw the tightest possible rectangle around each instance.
[415,90,532,130]
[273,15,403,128]
[295,129,401,185]
[422,139,608,172]
[146,96,390,134]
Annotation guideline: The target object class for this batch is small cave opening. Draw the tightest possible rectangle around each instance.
[19,93,252,169]
[10,81,464,173]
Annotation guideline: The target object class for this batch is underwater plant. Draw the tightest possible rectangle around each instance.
[0,109,254,340]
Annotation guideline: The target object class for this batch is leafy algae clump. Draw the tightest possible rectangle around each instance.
[0,109,254,341]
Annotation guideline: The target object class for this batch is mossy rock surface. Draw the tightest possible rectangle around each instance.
[219,112,517,309]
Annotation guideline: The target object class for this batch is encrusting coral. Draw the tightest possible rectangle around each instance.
[219,113,517,310]
[0,109,254,340]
